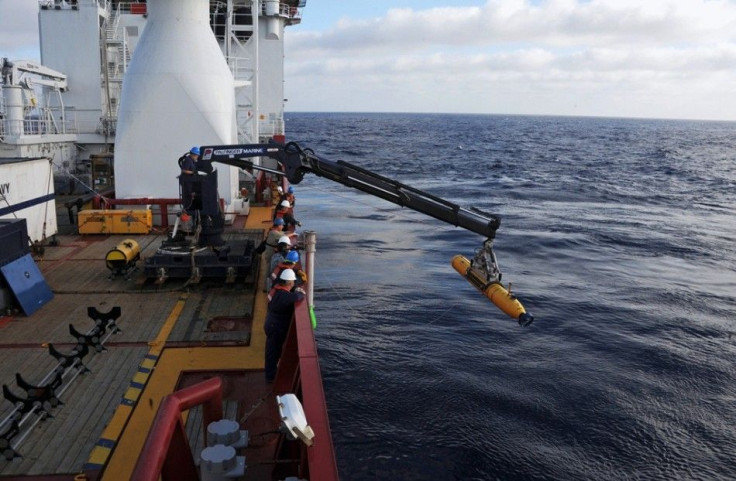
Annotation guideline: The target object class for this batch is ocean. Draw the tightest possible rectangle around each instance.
[286,113,736,481]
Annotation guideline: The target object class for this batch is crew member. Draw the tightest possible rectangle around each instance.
[262,222,294,290]
[179,146,200,175]
[270,249,307,290]
[265,235,292,292]
[274,200,301,231]
[264,268,305,383]
[279,185,295,207]
[1,59,12,85]
[269,236,292,275]
[285,186,296,208]
[178,146,201,214]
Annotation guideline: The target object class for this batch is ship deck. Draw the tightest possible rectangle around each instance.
[0,204,314,480]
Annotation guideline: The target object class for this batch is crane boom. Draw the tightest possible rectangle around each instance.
[197,141,533,326]
[200,142,500,238]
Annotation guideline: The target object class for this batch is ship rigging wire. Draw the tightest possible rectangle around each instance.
[296,182,435,225]
[50,158,114,205]
[310,256,462,328]
[42,157,53,241]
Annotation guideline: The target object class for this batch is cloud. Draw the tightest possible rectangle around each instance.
[289,0,736,55]
[285,0,736,119]
[288,45,736,81]
[3,0,735,119]
[0,2,41,60]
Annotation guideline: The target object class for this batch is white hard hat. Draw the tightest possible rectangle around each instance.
[280,268,297,281]
[280,200,291,208]
[277,186,283,194]
[278,235,291,245]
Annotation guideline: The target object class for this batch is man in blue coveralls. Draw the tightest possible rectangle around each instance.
[264,268,305,383]
[180,146,200,175]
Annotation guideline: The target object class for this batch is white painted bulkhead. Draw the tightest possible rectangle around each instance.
[39,1,110,141]
[114,0,238,204]
[254,18,286,137]
[0,158,57,243]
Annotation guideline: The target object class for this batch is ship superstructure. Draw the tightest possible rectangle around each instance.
[1,0,304,205]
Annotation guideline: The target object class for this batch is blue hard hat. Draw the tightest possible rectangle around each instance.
[190,146,201,155]
[285,250,299,263]
[273,217,285,226]
[287,186,294,193]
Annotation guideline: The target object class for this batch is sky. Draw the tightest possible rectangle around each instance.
[2,0,736,121]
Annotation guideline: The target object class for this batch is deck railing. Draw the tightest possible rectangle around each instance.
[131,377,224,481]
[272,277,339,479]
[128,298,339,480]
[122,226,338,480]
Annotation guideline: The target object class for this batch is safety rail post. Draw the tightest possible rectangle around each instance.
[305,231,316,308]
[130,377,224,481]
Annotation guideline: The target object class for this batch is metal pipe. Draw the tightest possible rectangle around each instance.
[0,363,73,432]
[0,318,120,442]
[225,0,232,60]
[254,0,260,142]
[171,215,180,239]
[304,231,316,308]
[55,361,85,397]
[10,409,46,452]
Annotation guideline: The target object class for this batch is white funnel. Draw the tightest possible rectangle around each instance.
[114,0,237,203]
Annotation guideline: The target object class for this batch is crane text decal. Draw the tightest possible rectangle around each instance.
[0,183,9,202]
[202,146,281,160]
[214,148,268,156]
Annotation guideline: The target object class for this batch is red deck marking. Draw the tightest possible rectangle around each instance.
[40,236,109,275]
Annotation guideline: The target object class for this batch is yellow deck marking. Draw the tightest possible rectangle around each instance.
[86,295,188,470]
[97,207,273,480]
[244,206,272,354]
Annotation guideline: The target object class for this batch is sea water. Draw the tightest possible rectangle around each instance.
[286,113,736,481]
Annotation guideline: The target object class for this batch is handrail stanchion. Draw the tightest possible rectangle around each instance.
[305,231,316,308]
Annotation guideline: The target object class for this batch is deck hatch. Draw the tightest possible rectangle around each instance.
[206,315,253,334]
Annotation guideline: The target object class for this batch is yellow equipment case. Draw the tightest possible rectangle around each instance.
[78,209,152,235]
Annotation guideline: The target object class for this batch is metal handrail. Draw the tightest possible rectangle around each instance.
[110,1,145,14]
[271,246,339,480]
[131,377,224,481]
[38,0,110,10]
